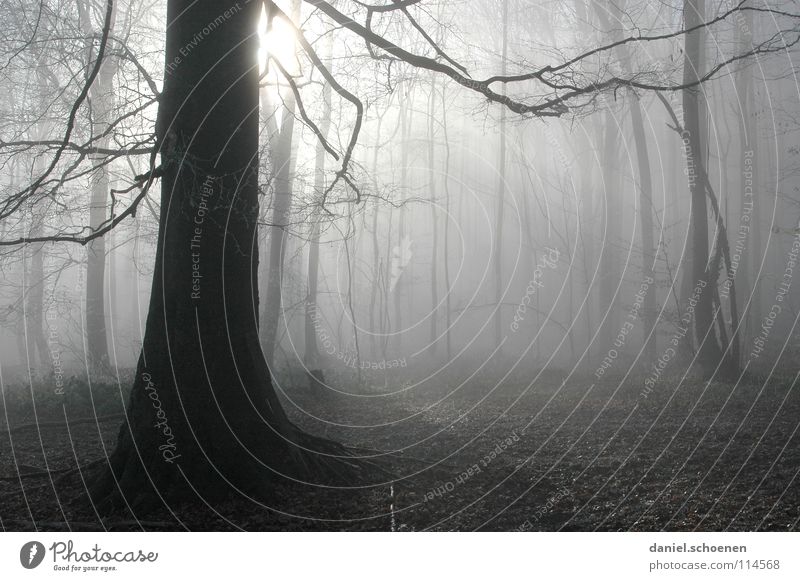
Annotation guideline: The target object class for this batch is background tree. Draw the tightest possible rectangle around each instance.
[2,0,798,514]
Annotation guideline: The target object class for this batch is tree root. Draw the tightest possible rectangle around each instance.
[287,425,395,483]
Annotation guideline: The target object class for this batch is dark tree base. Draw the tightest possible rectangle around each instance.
[88,350,374,516]
[3,374,799,530]
[90,418,369,516]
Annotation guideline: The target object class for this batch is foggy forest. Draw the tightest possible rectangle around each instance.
[1,0,800,532]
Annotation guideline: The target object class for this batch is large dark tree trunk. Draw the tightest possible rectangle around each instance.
[92,0,338,512]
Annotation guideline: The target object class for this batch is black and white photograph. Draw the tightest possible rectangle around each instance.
[0,0,799,576]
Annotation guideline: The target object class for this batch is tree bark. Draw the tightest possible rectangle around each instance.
[260,0,301,367]
[427,77,439,355]
[440,86,453,361]
[25,112,51,374]
[734,6,759,350]
[598,109,620,349]
[629,97,658,364]
[393,95,410,353]
[92,0,339,512]
[493,0,509,353]
[683,0,723,372]
[304,38,332,390]
[81,0,117,374]
[592,0,658,365]
[25,233,48,374]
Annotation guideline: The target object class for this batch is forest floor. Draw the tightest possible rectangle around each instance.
[1,368,799,531]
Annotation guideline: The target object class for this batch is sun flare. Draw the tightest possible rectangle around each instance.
[258,5,297,75]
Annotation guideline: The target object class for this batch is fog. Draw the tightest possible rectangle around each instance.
[3,0,798,389]
[1,0,800,531]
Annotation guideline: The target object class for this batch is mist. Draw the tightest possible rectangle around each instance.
[1,0,799,532]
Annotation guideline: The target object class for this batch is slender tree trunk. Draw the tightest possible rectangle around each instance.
[369,123,383,358]
[493,0,509,353]
[261,106,297,365]
[427,78,439,355]
[629,97,657,364]
[6,160,29,370]
[25,235,48,373]
[343,217,362,384]
[735,6,758,349]
[576,0,599,364]
[560,186,577,359]
[393,94,410,353]
[598,110,620,349]
[25,120,50,374]
[85,19,117,375]
[441,88,453,361]
[579,126,595,363]
[261,0,301,366]
[519,156,542,359]
[683,0,723,373]
[683,0,721,373]
[304,37,332,390]
[593,0,658,364]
